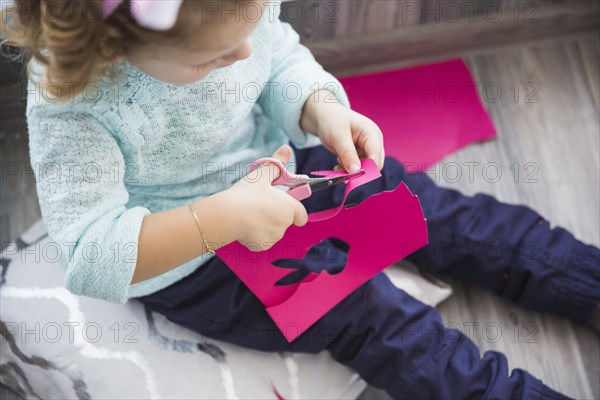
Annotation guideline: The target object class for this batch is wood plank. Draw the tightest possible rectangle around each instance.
[344,29,599,400]
[0,93,40,244]
[574,34,600,113]
[285,0,587,43]
[0,213,9,250]
[362,0,399,33]
[434,33,599,398]
[280,0,337,43]
[301,1,599,75]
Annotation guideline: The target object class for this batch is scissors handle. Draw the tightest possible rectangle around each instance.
[249,157,313,201]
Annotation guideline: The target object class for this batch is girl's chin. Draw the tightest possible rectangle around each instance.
[159,63,236,85]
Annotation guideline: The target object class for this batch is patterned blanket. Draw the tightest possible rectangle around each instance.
[0,219,452,399]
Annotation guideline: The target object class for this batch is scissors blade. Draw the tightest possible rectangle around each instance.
[306,170,365,192]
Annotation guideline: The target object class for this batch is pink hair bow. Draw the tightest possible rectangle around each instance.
[102,0,184,30]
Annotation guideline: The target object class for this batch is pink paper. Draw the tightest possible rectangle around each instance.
[338,59,497,171]
[216,160,428,342]
[216,60,498,342]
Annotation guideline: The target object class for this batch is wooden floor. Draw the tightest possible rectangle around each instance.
[360,31,600,400]
[1,32,599,399]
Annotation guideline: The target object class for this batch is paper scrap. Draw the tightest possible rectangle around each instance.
[338,59,497,171]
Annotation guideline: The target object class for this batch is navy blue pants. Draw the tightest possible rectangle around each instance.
[138,143,600,399]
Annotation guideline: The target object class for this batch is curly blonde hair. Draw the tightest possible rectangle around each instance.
[1,0,249,100]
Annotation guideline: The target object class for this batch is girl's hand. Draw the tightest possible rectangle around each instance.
[300,90,385,173]
[225,144,308,251]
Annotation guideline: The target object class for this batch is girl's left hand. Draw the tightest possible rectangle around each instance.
[300,90,385,173]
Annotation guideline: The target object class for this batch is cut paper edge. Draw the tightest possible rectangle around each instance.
[216,181,428,342]
[308,159,382,222]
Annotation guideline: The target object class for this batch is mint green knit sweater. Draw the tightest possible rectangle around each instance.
[26,2,350,303]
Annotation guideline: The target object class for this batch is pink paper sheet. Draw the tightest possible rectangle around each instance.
[338,59,497,171]
[216,59,498,342]
[216,159,428,342]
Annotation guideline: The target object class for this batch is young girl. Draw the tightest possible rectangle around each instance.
[3,0,599,398]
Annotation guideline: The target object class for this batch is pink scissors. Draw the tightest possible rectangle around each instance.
[249,157,365,201]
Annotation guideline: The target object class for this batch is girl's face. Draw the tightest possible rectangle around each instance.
[125,6,262,84]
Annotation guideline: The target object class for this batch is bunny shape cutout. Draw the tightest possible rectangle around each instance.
[215,159,428,342]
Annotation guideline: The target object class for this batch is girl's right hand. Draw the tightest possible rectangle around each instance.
[224,144,308,251]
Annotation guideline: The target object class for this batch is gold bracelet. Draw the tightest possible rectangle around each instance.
[188,204,216,255]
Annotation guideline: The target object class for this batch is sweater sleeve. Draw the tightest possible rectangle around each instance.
[257,7,351,149]
[27,106,151,304]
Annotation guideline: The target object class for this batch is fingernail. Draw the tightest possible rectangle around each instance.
[349,163,360,173]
